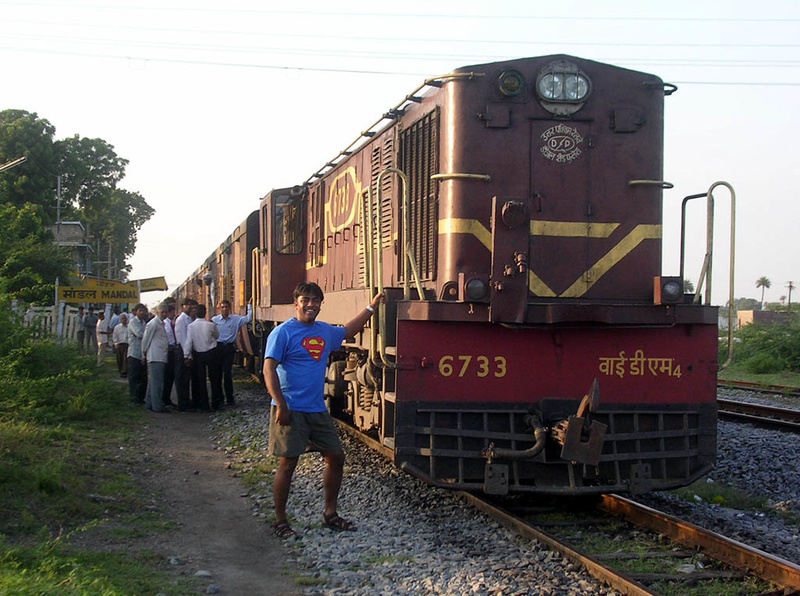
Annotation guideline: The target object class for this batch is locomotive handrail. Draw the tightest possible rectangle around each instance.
[250,247,261,314]
[680,181,736,369]
[366,183,395,369]
[378,168,424,302]
[363,186,383,368]
[627,179,674,189]
[304,72,484,185]
[431,173,492,182]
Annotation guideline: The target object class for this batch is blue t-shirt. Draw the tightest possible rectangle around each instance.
[264,318,346,413]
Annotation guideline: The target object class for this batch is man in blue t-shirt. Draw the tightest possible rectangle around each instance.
[264,282,382,539]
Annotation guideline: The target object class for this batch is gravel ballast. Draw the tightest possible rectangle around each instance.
[213,382,800,593]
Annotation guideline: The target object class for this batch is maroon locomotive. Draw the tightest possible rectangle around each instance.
[179,55,719,495]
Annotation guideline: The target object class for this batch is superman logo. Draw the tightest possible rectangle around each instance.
[302,336,326,361]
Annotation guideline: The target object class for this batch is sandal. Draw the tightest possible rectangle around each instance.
[273,520,297,539]
[323,512,356,531]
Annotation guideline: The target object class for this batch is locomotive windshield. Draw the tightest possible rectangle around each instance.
[273,193,304,255]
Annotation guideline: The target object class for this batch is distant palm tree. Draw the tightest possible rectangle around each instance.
[756,276,771,307]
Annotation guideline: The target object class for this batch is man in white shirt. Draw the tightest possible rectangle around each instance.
[174,298,196,411]
[186,303,221,412]
[127,304,148,404]
[142,302,171,413]
[112,313,129,378]
[96,311,109,367]
[161,303,178,408]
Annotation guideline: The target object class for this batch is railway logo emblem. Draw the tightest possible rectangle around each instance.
[540,124,583,163]
[326,167,362,233]
[302,337,326,361]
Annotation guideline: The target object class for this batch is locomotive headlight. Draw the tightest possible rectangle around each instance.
[564,74,589,101]
[654,276,684,305]
[465,278,489,301]
[536,60,592,115]
[537,73,564,100]
[499,70,525,97]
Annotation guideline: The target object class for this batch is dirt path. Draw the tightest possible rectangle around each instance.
[143,409,301,595]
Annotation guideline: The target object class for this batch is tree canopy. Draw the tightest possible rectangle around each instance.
[0,109,154,303]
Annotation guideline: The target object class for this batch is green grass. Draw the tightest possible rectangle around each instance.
[0,537,186,595]
[0,338,199,595]
[719,363,800,388]
[670,479,768,511]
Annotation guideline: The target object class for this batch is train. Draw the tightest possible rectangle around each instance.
[171,54,721,496]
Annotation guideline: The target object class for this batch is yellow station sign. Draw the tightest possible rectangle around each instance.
[60,276,168,304]
[58,285,139,304]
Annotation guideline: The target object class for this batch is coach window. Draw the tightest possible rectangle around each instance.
[273,193,304,255]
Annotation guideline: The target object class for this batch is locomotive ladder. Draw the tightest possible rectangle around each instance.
[679,181,736,368]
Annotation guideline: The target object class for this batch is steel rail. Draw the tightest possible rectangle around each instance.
[336,417,800,594]
[718,397,800,431]
[335,418,655,594]
[718,380,800,398]
[458,492,657,596]
[598,494,800,591]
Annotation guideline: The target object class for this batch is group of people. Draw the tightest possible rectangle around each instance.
[76,305,129,368]
[77,283,383,540]
[78,298,252,414]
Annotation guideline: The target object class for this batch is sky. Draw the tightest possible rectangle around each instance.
[2,0,799,308]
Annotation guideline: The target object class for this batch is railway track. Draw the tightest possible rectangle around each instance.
[718,380,800,399]
[466,492,800,595]
[718,397,800,432]
[336,418,800,595]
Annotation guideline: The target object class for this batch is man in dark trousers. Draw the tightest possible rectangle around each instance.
[212,299,252,407]
[174,299,196,411]
[186,303,221,412]
[263,282,382,539]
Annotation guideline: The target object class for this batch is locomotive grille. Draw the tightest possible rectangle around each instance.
[396,404,716,494]
[399,108,439,282]
[370,140,395,252]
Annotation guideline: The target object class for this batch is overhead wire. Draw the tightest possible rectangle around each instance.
[3,16,800,50]
[1,5,800,85]
[1,1,800,22]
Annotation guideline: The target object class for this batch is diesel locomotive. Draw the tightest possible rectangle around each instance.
[173,54,723,496]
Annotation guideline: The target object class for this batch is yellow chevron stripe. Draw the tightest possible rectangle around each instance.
[439,218,492,250]
[531,220,618,238]
[560,224,662,297]
[440,218,619,241]
[528,270,556,297]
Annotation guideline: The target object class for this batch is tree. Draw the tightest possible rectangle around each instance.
[0,110,60,217]
[733,297,760,312]
[57,136,153,279]
[0,108,154,301]
[0,203,70,304]
[756,276,771,307]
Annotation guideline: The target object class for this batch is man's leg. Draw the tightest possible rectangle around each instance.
[149,362,166,412]
[208,346,224,410]
[222,344,235,404]
[321,450,345,518]
[274,456,299,524]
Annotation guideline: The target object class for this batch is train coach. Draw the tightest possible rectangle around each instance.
[178,54,724,496]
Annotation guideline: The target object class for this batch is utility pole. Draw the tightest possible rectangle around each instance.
[0,156,26,173]
[56,175,62,245]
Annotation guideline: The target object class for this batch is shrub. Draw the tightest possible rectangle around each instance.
[745,352,786,374]
[732,322,800,372]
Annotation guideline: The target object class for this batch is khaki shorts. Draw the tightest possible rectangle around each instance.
[268,406,342,458]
